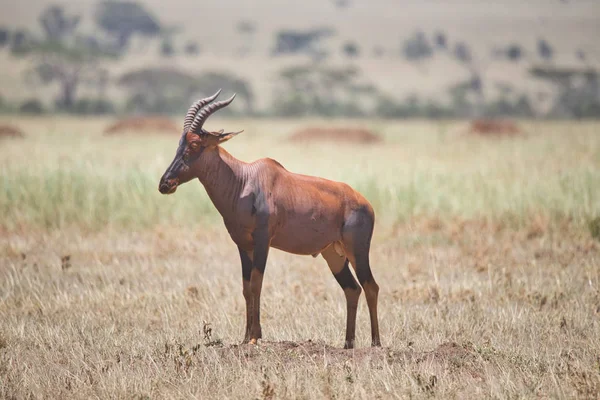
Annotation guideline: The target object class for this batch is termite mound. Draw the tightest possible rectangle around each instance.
[467,119,522,137]
[0,124,25,139]
[288,127,383,144]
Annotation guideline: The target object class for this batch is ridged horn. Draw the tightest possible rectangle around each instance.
[189,93,236,133]
[183,89,222,132]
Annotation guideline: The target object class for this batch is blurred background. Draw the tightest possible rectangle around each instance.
[0,0,599,119]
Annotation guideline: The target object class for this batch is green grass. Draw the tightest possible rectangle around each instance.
[1,118,599,231]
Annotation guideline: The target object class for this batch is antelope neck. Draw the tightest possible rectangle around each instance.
[193,146,248,214]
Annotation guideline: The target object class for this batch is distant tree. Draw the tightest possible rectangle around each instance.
[27,41,116,109]
[236,20,256,57]
[271,28,335,60]
[119,67,200,114]
[342,41,359,58]
[434,31,447,49]
[24,7,118,110]
[94,1,161,52]
[454,41,471,64]
[119,67,254,115]
[506,44,523,62]
[196,72,255,114]
[160,39,175,57]
[10,29,35,55]
[402,31,433,61]
[529,66,600,118]
[273,65,374,117]
[0,27,10,47]
[469,74,482,92]
[20,99,45,114]
[75,34,103,53]
[72,97,115,115]
[449,38,487,118]
[514,95,534,117]
[184,40,200,56]
[537,38,553,61]
[39,5,80,41]
[495,82,514,97]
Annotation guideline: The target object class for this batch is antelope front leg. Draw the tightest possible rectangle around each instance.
[249,227,270,344]
[238,247,253,343]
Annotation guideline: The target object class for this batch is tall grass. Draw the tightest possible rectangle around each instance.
[1,118,599,231]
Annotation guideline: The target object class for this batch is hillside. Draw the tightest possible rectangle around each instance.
[0,0,599,114]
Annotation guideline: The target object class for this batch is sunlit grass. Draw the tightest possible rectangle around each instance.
[1,118,599,231]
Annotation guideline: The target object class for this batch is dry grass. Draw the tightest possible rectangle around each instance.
[1,118,600,398]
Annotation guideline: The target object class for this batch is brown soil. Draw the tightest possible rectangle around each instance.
[468,119,521,136]
[288,127,383,144]
[0,124,25,139]
[103,116,180,135]
[209,340,482,371]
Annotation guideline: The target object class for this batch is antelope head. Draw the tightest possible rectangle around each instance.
[158,89,242,194]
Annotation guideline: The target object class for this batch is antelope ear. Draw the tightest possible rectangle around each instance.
[217,130,244,144]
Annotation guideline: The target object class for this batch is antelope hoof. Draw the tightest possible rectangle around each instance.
[343,340,355,350]
[371,339,382,347]
[249,338,258,345]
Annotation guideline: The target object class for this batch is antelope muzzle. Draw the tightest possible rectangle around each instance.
[158,177,179,194]
[159,150,185,195]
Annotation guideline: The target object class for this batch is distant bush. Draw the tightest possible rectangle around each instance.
[271,28,334,60]
[19,99,45,114]
[537,39,553,61]
[160,40,175,57]
[506,44,523,62]
[434,31,447,49]
[402,31,433,61]
[39,5,80,41]
[184,40,200,56]
[271,94,309,117]
[374,94,453,119]
[72,98,115,115]
[10,29,34,55]
[95,1,161,52]
[454,41,472,64]
[342,41,359,58]
[0,28,9,47]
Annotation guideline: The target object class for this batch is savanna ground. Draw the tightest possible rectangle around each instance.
[1,117,600,399]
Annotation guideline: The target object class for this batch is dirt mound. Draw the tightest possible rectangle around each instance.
[0,124,25,139]
[104,116,179,135]
[217,340,388,364]
[468,119,521,137]
[205,340,482,371]
[288,127,382,144]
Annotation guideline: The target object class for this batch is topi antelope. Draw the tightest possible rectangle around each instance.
[158,90,381,349]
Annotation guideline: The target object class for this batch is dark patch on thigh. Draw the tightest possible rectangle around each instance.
[356,268,374,285]
[333,259,358,290]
